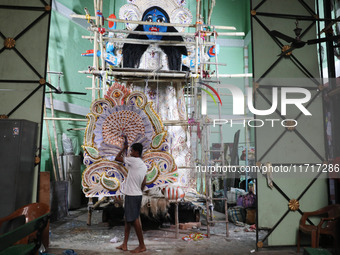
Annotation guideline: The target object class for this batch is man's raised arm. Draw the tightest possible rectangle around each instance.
[115,143,128,162]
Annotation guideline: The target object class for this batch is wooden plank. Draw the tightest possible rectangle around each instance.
[0,243,35,255]
[39,172,50,249]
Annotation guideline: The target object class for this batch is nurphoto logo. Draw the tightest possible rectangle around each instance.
[213,83,312,128]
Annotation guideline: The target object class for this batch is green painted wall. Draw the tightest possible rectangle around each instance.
[48,10,92,107]
[205,0,252,155]
[211,0,249,36]
[42,1,92,174]
[251,0,328,246]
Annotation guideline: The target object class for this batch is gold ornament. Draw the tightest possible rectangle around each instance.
[288,199,299,211]
[257,241,263,248]
[4,38,15,49]
[285,120,296,131]
[282,45,292,56]
[39,78,46,85]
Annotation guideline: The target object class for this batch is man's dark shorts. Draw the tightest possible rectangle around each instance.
[124,195,142,222]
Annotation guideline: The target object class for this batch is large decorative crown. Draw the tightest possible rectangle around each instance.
[119,0,192,32]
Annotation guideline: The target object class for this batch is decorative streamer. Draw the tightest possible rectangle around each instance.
[200,82,222,105]
[201,88,217,105]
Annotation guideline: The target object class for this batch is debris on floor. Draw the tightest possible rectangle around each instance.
[110,236,119,243]
[63,249,77,255]
[244,224,256,232]
[182,233,208,241]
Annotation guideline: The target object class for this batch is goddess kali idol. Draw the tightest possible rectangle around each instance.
[122,5,189,71]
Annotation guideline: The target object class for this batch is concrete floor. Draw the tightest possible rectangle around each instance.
[46,207,302,255]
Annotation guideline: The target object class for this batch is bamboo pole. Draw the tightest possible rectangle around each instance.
[86,27,244,37]
[163,122,190,126]
[79,70,189,78]
[44,103,58,181]
[204,119,211,237]
[87,78,188,84]
[195,0,201,195]
[194,0,200,78]
[81,70,252,78]
[49,88,64,181]
[208,0,215,25]
[81,35,215,46]
[44,117,192,126]
[214,26,229,237]
[44,117,88,122]
[99,0,105,98]
[218,73,253,78]
[45,63,59,181]
[216,32,245,36]
[102,70,107,97]
[99,0,107,98]
[206,25,235,30]
[72,13,194,27]
[46,62,64,181]
[99,0,103,27]
[92,0,99,101]
[71,13,237,30]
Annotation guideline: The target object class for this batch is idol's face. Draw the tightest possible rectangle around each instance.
[142,8,168,40]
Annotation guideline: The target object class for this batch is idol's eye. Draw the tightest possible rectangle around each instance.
[156,16,166,23]
[145,15,153,22]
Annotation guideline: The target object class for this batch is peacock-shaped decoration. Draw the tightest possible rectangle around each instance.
[82,82,178,198]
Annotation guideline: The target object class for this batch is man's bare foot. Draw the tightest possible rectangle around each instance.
[116,244,128,251]
[130,246,146,253]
